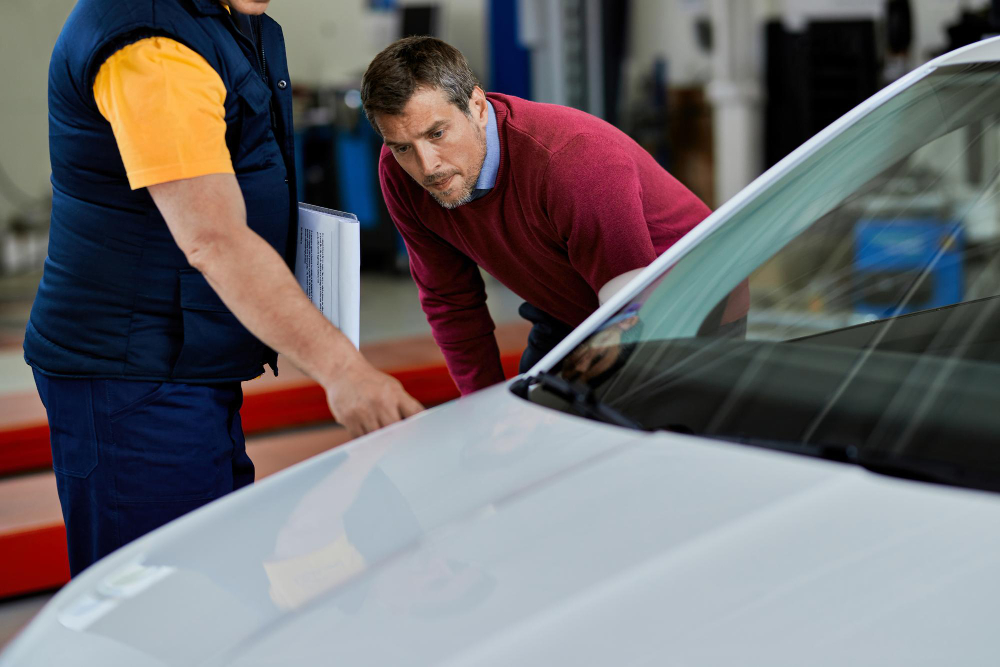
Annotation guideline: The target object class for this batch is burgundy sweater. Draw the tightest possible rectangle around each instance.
[379,93,711,395]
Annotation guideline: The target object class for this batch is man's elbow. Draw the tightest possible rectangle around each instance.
[181,231,226,274]
[598,268,646,305]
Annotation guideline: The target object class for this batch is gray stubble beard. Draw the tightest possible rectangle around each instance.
[430,123,487,210]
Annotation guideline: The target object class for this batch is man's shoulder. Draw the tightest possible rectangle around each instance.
[490,93,632,159]
[58,0,157,38]
[70,0,156,17]
[53,0,168,87]
[260,10,285,33]
[67,0,206,32]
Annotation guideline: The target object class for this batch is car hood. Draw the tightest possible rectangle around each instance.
[6,384,1000,666]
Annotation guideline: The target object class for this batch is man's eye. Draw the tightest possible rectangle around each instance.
[395,145,409,154]
[432,130,444,139]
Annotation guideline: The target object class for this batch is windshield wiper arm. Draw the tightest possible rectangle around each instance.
[712,433,859,463]
[853,452,997,491]
[513,372,645,430]
[714,433,997,492]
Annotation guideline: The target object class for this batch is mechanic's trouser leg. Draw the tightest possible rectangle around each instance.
[517,302,576,374]
[32,371,253,576]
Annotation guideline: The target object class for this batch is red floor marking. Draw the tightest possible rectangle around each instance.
[0,354,523,475]
[0,525,70,598]
[0,425,51,476]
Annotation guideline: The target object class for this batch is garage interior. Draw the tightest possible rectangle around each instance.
[1,0,996,649]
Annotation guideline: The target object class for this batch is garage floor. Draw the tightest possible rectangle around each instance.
[0,272,525,652]
[0,594,50,651]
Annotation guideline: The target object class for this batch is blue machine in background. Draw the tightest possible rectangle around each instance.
[853,219,964,318]
[489,0,531,99]
[295,118,381,232]
[295,104,407,271]
[334,121,381,232]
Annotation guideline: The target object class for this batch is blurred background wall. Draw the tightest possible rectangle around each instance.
[0,0,992,302]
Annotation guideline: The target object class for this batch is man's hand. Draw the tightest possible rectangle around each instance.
[325,360,425,438]
[562,316,639,384]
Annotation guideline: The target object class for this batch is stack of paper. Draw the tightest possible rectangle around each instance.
[294,203,361,348]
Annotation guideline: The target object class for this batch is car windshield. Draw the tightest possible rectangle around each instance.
[519,62,1000,493]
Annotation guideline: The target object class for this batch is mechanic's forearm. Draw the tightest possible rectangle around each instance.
[193,225,363,386]
[147,173,365,387]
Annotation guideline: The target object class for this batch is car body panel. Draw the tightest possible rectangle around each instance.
[6,385,1000,666]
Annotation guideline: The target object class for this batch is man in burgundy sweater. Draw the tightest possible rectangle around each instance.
[362,37,711,395]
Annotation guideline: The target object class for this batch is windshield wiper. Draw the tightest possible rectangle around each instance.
[711,433,860,463]
[713,433,999,493]
[855,452,1000,492]
[512,372,646,430]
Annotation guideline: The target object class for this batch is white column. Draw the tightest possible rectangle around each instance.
[518,0,567,106]
[584,0,604,119]
[707,0,763,206]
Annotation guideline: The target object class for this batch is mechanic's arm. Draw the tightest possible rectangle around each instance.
[92,39,420,436]
[148,174,422,437]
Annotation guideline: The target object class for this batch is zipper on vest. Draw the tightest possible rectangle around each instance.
[249,15,268,85]
[225,11,267,83]
[248,15,277,129]
[224,11,279,130]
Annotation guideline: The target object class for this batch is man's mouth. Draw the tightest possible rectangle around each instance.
[427,174,456,191]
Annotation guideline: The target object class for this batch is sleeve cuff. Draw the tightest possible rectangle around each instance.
[127,158,235,190]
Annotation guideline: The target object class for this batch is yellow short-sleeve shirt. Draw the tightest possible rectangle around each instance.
[93,36,235,190]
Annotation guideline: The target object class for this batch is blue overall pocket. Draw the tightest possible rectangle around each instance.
[33,370,99,479]
[170,269,264,380]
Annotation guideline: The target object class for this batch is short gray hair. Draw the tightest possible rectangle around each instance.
[361,36,479,135]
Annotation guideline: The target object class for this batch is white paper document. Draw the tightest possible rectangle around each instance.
[294,203,361,348]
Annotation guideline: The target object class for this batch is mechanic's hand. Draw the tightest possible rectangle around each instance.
[325,360,424,438]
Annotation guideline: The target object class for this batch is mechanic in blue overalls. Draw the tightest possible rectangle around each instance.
[26,0,422,575]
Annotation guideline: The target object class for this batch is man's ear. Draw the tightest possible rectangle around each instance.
[469,86,488,128]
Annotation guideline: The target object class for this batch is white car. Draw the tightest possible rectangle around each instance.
[8,37,1000,667]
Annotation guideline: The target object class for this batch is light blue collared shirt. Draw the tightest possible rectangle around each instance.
[469,101,500,201]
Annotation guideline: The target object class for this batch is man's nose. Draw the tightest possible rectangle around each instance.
[414,144,440,175]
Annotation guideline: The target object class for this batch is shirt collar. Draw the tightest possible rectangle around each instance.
[473,101,500,191]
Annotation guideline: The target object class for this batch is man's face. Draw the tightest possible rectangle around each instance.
[223,0,270,15]
[377,86,489,209]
